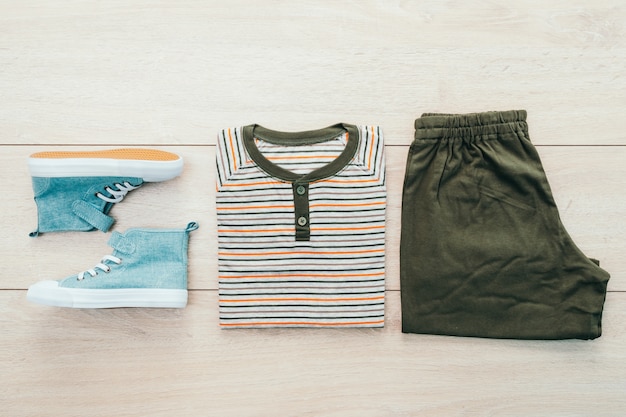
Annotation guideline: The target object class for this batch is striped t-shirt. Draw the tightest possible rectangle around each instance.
[216,123,386,328]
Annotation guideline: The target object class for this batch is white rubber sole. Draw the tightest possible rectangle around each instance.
[27,280,188,309]
[28,150,184,182]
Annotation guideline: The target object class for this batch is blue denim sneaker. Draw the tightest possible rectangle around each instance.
[28,149,184,236]
[26,222,199,308]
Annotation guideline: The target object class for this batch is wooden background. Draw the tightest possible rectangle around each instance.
[1,1,625,415]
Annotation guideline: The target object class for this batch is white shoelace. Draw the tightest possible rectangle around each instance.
[96,182,141,203]
[77,255,122,281]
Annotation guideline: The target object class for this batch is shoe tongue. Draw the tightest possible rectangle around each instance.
[107,231,136,254]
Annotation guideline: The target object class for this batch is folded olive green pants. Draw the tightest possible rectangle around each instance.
[400,110,610,339]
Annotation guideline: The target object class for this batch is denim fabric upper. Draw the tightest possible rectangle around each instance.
[30,176,143,235]
[58,225,195,290]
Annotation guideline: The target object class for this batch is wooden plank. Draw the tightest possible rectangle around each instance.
[0,2,624,146]
[2,290,625,417]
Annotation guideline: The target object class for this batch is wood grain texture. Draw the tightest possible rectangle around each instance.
[2,291,626,417]
[0,1,624,146]
[1,1,625,416]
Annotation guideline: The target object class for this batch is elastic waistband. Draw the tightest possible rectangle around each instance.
[414,110,527,141]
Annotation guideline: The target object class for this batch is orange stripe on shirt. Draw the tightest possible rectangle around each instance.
[218,225,384,233]
[368,125,375,170]
[219,272,384,279]
[217,205,294,211]
[227,128,237,173]
[221,320,384,327]
[218,228,294,233]
[221,180,285,188]
[218,248,384,256]
[220,295,384,303]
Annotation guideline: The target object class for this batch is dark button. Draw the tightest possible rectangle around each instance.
[296,185,306,195]
[297,216,307,226]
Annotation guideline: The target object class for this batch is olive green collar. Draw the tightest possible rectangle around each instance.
[242,123,360,183]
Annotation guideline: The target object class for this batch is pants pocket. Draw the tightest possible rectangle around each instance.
[477,184,536,212]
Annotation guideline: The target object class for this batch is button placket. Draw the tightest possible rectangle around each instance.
[292,182,310,241]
